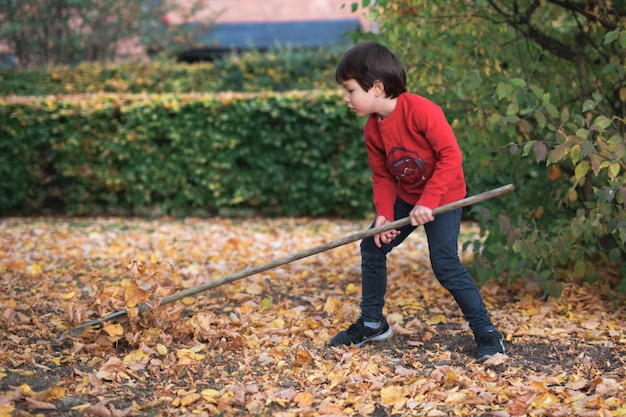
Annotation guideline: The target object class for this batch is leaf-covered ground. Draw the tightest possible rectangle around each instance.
[1,216,625,417]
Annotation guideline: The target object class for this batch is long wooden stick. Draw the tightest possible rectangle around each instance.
[69,184,513,335]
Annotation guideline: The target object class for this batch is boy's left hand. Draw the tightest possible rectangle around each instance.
[374,215,401,247]
[409,204,434,226]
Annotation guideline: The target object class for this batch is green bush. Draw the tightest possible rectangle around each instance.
[0,47,341,96]
[467,81,626,296]
[0,92,372,218]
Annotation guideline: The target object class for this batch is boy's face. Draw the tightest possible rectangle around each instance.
[340,79,380,117]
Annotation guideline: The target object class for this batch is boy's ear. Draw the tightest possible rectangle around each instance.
[372,80,386,96]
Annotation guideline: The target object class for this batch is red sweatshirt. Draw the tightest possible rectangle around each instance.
[363,92,467,221]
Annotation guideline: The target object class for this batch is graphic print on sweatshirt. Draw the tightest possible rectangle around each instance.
[388,147,427,188]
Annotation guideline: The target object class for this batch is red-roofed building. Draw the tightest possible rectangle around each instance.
[203,0,365,23]
[168,0,372,61]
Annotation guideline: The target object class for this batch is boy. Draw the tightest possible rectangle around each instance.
[330,41,505,362]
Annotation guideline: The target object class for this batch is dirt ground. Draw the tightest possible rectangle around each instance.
[1,217,625,416]
[4,279,626,416]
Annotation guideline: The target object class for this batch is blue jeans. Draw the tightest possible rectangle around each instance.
[359,197,495,335]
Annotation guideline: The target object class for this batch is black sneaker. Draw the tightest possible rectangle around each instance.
[475,330,505,362]
[330,318,392,347]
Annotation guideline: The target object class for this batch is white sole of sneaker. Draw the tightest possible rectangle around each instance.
[354,325,393,347]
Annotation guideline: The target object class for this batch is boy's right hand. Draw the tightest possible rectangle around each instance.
[374,215,401,248]
[409,204,434,226]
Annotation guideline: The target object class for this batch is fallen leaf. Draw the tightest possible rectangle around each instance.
[293,391,313,407]
[426,314,447,325]
[380,385,406,408]
[179,393,201,406]
[483,353,508,366]
[124,278,149,308]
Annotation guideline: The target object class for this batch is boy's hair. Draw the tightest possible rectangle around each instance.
[335,41,407,98]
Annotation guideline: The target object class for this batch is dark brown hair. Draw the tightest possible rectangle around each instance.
[335,41,407,98]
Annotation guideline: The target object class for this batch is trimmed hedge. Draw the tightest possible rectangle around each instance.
[0,48,341,96]
[0,91,373,218]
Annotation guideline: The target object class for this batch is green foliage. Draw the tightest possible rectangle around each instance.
[0,92,371,218]
[475,81,625,295]
[351,0,626,294]
[0,47,341,96]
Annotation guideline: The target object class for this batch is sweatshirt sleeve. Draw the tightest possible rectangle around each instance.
[413,103,464,209]
[364,118,397,221]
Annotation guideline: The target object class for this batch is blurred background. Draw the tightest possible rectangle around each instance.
[0,0,371,69]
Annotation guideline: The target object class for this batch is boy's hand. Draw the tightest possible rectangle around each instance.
[409,205,434,226]
[374,215,401,248]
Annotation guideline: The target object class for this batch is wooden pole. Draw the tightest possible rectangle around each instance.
[69,184,514,335]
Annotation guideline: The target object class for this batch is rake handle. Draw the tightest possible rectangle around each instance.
[69,184,513,335]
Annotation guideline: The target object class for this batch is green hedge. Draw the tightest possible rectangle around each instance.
[0,91,374,218]
[0,48,341,96]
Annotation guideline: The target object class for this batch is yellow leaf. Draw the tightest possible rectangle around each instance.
[124,278,149,308]
[156,343,168,355]
[270,317,285,329]
[63,291,76,299]
[444,391,467,404]
[200,388,220,404]
[530,380,548,392]
[28,263,43,275]
[295,348,314,366]
[575,160,590,179]
[293,391,313,407]
[123,349,150,363]
[126,306,139,320]
[426,314,447,325]
[387,313,403,325]
[323,297,340,314]
[326,370,344,390]
[180,393,201,406]
[380,385,406,408]
[151,252,158,264]
[354,403,376,415]
[532,392,559,407]
[102,323,124,337]
[345,283,358,293]
[176,348,204,364]
[181,297,195,306]
[0,405,15,417]
[260,297,272,310]
[17,384,34,398]
[70,404,92,412]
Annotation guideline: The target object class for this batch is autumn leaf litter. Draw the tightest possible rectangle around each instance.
[1,216,625,416]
